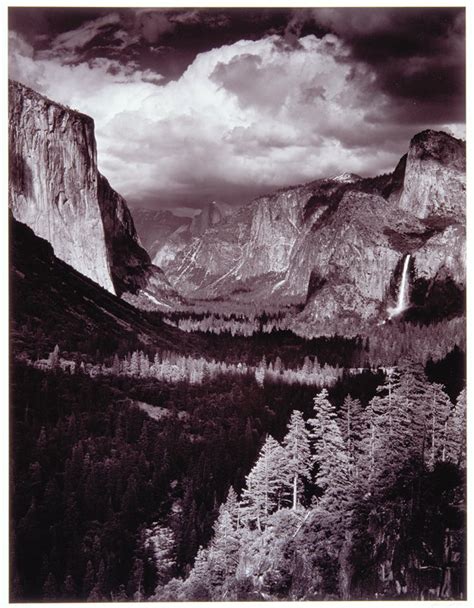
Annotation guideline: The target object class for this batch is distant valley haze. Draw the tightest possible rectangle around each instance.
[8,6,465,213]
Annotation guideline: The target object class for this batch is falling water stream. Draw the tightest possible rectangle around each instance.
[388,254,411,319]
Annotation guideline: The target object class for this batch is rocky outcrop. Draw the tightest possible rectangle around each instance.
[331,172,362,184]
[398,130,465,219]
[137,202,229,271]
[412,224,465,286]
[97,174,155,295]
[9,80,176,307]
[190,201,224,236]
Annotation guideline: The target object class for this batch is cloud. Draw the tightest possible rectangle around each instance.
[9,25,465,211]
[9,31,44,91]
[211,54,290,110]
[311,8,465,115]
[44,13,123,62]
[134,10,175,43]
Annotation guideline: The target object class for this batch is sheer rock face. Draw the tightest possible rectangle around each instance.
[133,203,227,273]
[9,80,175,306]
[9,80,114,292]
[295,193,414,329]
[306,192,403,302]
[97,174,159,296]
[413,224,465,287]
[398,130,465,219]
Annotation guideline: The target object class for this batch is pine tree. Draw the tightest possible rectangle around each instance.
[47,344,60,369]
[63,574,77,598]
[282,410,312,510]
[145,524,176,585]
[42,572,58,601]
[338,395,364,477]
[358,366,448,495]
[274,356,283,374]
[220,486,240,529]
[209,509,241,588]
[443,388,466,467]
[240,435,285,528]
[82,560,95,598]
[139,352,150,377]
[187,546,211,600]
[112,354,121,375]
[130,351,139,376]
[359,391,411,492]
[422,382,452,469]
[393,362,433,465]
[129,558,145,601]
[308,389,350,506]
[302,356,313,380]
[113,584,128,602]
[255,366,265,387]
[121,357,130,375]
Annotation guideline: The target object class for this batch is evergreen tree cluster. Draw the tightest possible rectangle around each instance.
[11,362,285,601]
[157,365,465,601]
[364,317,465,368]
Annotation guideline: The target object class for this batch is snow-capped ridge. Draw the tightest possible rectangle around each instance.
[331,172,362,183]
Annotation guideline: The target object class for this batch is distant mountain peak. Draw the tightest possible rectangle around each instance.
[331,172,362,183]
[190,201,224,236]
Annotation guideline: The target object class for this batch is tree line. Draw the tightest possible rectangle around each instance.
[32,346,345,388]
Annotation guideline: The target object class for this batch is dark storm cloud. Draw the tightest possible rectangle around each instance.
[8,7,111,47]
[133,179,273,213]
[312,8,465,121]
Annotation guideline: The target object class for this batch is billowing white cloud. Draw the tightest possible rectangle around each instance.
[9,29,460,209]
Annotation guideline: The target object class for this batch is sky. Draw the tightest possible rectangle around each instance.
[8,6,466,212]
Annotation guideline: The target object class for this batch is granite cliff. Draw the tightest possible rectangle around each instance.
[397,130,465,219]
[9,80,177,308]
[155,186,309,299]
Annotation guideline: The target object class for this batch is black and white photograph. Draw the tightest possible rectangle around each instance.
[7,3,467,602]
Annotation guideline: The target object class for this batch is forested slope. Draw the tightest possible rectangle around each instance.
[155,364,465,601]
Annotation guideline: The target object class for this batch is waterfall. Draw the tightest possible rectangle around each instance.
[388,254,411,319]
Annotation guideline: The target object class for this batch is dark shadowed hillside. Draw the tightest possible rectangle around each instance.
[10,217,202,358]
